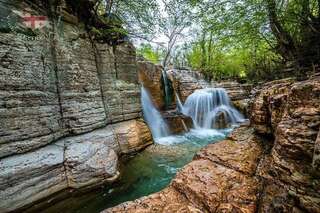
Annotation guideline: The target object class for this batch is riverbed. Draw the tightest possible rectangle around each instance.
[32,128,232,213]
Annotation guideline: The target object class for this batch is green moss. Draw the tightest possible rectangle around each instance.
[90,26,128,43]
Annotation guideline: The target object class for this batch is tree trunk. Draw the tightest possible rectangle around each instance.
[266,0,296,62]
[207,31,213,65]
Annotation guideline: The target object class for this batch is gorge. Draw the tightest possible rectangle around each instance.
[0,0,320,213]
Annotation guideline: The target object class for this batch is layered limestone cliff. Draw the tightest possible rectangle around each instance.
[105,75,320,212]
[0,1,152,212]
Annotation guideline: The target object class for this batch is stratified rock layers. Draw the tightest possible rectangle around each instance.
[252,76,320,212]
[0,2,152,212]
[105,76,320,213]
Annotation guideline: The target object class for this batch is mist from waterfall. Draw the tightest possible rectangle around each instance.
[182,88,245,129]
[141,86,170,139]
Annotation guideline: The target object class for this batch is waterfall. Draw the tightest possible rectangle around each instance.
[162,70,172,108]
[175,92,183,113]
[182,88,244,129]
[141,86,170,139]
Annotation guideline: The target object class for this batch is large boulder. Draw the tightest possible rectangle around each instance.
[0,144,67,212]
[112,119,153,154]
[0,122,153,212]
[63,127,120,189]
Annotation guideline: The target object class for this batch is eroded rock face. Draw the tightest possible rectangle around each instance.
[167,69,208,102]
[250,78,295,135]
[0,1,152,212]
[0,121,152,212]
[253,76,320,211]
[0,1,141,159]
[138,61,165,110]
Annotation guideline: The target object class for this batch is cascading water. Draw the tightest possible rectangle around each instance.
[162,70,173,108]
[141,86,170,139]
[182,88,245,129]
[175,92,183,113]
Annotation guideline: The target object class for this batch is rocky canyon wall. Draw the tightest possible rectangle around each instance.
[105,74,320,212]
[0,1,152,212]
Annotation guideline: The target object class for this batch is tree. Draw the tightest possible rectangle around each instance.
[137,43,163,64]
[265,0,320,68]
[158,0,195,68]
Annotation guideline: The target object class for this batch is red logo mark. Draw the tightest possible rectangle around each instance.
[22,13,48,29]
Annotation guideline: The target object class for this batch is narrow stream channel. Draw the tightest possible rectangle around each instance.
[37,128,232,213]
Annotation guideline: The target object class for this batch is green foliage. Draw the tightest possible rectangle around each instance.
[182,0,285,81]
[93,0,319,81]
[187,36,281,82]
[137,44,163,64]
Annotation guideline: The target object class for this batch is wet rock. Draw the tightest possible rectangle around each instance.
[162,110,193,134]
[212,111,229,129]
[113,119,153,154]
[0,144,67,212]
[213,81,252,101]
[233,99,250,117]
[63,127,119,189]
[167,69,208,102]
[138,61,165,110]
[105,126,264,213]
[103,187,203,213]
[167,71,252,115]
